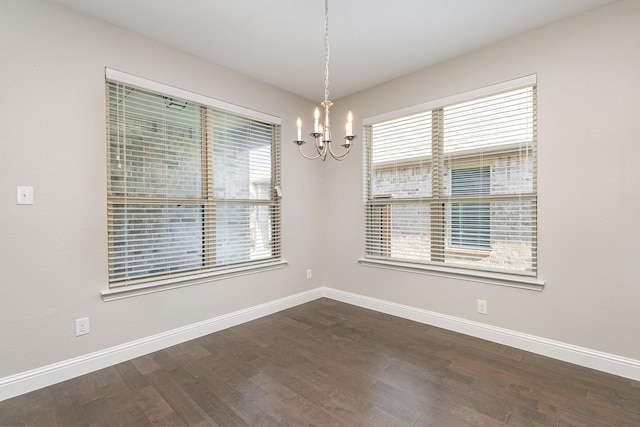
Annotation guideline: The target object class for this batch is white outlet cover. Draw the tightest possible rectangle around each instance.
[477,299,488,315]
[76,317,90,336]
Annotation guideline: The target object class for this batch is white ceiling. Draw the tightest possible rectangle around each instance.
[47,0,618,101]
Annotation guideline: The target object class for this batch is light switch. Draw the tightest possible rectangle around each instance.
[17,186,34,205]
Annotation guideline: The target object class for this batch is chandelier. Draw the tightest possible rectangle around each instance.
[294,0,356,161]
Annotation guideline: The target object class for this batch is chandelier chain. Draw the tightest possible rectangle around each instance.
[324,0,330,103]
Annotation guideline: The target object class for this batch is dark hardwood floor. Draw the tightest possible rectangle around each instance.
[1,298,639,426]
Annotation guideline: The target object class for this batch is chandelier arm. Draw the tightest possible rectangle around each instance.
[317,140,328,161]
[296,143,323,160]
[327,142,352,161]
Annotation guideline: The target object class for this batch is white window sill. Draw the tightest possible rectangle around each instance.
[101,260,288,301]
[358,258,544,291]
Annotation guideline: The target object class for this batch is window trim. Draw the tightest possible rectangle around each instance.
[358,257,544,291]
[103,68,286,299]
[101,260,288,301]
[362,75,540,287]
[363,74,536,126]
[105,68,281,126]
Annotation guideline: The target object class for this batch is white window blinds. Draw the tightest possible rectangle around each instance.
[364,78,537,276]
[106,75,281,288]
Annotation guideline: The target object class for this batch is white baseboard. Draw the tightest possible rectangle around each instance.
[0,288,323,402]
[2,285,638,402]
[322,287,640,381]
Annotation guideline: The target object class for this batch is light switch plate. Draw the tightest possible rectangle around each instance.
[17,186,34,205]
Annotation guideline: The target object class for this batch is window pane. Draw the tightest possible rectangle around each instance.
[212,111,273,200]
[215,203,275,265]
[370,112,432,199]
[450,166,490,249]
[250,204,276,260]
[450,166,490,196]
[444,200,535,272]
[450,202,491,249]
[372,112,432,164]
[110,204,204,281]
[443,87,534,154]
[491,155,534,195]
[108,85,203,199]
[372,164,432,198]
[365,202,431,261]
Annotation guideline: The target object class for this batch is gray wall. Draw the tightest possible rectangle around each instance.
[323,0,640,361]
[0,0,325,378]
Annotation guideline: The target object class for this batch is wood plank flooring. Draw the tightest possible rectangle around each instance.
[1,298,639,426]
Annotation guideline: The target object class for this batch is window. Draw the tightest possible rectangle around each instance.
[106,70,281,289]
[363,77,537,278]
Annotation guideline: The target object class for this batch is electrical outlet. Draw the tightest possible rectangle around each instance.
[306,269,312,279]
[76,317,90,336]
[477,299,488,315]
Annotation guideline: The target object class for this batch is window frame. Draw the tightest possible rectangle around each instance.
[102,69,286,300]
[361,75,543,290]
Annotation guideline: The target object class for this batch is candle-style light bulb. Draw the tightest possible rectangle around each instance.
[313,107,320,133]
[296,117,302,141]
[346,111,353,137]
